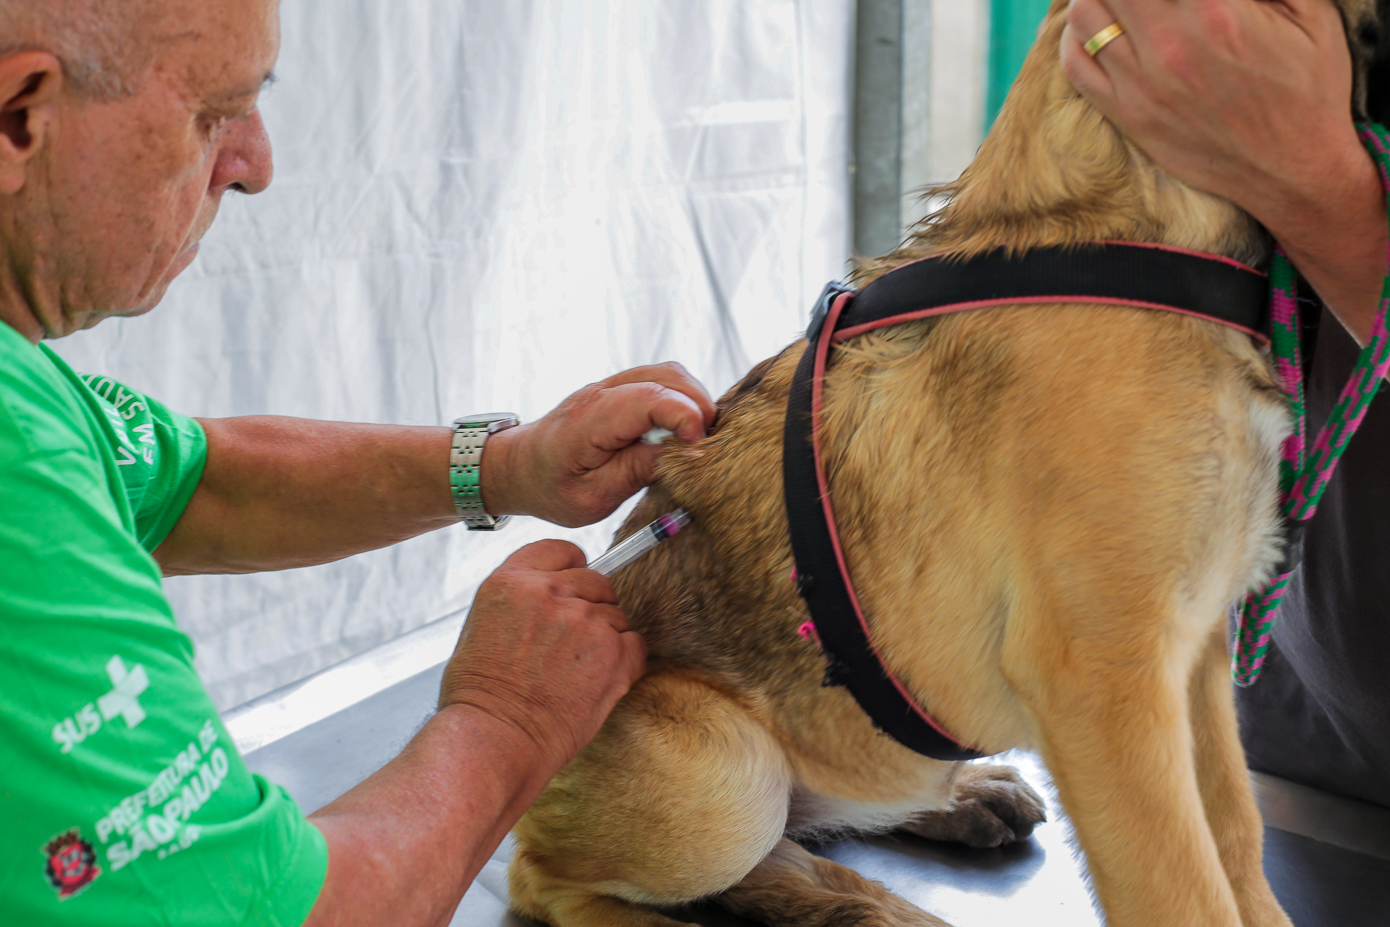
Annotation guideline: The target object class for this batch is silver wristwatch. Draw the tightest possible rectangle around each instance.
[450,413,520,530]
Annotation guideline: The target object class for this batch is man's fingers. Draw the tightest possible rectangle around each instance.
[593,440,665,499]
[555,567,620,605]
[1067,0,1125,45]
[1280,0,1356,41]
[1064,0,1139,78]
[589,603,633,635]
[1061,22,1120,111]
[503,539,587,573]
[1090,0,1171,33]
[591,381,710,447]
[599,363,717,431]
[616,630,648,684]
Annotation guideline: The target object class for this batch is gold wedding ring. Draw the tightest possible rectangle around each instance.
[1084,22,1126,57]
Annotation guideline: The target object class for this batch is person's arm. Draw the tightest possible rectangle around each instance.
[1061,0,1387,344]
[302,540,646,927]
[154,363,715,575]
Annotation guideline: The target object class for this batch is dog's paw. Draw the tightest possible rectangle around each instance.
[897,764,1047,849]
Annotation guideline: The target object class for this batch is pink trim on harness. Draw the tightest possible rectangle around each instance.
[808,291,960,741]
[1097,240,1266,275]
[801,247,1274,745]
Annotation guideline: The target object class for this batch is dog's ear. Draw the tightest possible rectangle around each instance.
[1365,0,1390,125]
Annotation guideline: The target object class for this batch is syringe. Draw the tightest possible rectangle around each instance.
[588,508,692,577]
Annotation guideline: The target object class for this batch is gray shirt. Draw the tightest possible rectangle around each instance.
[1236,308,1390,807]
[1235,21,1390,806]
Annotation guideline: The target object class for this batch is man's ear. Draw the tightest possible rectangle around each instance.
[0,52,64,196]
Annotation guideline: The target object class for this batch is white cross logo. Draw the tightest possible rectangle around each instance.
[96,656,149,729]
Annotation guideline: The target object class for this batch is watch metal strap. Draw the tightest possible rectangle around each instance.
[451,415,517,530]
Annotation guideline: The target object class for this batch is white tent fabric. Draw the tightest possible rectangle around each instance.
[52,0,854,710]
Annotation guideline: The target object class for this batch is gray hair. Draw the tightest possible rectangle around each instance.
[0,0,160,100]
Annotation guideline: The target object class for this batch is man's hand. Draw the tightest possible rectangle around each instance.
[482,362,716,528]
[1061,0,1388,345]
[438,540,647,769]
[1061,0,1367,217]
[306,541,645,927]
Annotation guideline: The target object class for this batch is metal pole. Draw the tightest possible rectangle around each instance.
[852,0,905,259]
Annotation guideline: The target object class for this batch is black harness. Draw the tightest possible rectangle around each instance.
[782,243,1270,761]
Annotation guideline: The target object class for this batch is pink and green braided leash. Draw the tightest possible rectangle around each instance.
[1232,121,1390,686]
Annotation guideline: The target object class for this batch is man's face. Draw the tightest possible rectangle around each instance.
[31,0,280,334]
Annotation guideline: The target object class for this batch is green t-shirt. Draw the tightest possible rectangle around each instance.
[0,322,327,925]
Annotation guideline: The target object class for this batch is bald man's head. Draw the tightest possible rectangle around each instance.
[0,0,162,99]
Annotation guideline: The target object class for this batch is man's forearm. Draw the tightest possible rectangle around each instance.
[154,365,714,574]
[303,704,562,927]
[156,417,458,575]
[1255,145,1388,348]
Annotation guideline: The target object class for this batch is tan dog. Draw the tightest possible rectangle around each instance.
[509,2,1382,925]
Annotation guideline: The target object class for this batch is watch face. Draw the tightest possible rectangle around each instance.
[454,413,520,431]
[468,514,512,531]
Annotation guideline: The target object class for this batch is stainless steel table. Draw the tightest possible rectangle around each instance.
[241,662,1390,926]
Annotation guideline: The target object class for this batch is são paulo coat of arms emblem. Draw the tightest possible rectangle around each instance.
[42,829,102,900]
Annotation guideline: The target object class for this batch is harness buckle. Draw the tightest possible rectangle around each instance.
[806,280,855,342]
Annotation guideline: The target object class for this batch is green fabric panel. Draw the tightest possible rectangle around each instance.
[988,0,1054,127]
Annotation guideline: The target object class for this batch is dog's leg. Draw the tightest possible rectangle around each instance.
[526,893,700,927]
[1190,623,1293,927]
[508,673,792,927]
[717,838,952,927]
[897,763,1047,848]
[1007,589,1242,926]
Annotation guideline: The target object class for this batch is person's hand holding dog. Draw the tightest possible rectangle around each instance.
[1062,0,1389,345]
[438,539,647,769]
[482,363,716,528]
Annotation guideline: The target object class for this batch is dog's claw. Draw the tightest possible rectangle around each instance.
[897,764,1048,849]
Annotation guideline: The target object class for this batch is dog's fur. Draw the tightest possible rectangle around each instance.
[509,3,1382,925]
